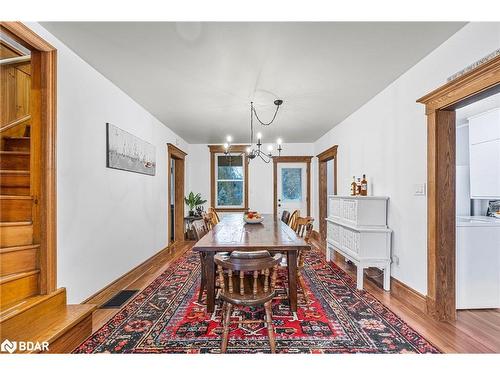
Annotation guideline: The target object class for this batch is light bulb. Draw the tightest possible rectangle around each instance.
[226,135,232,143]
[223,143,229,149]
[246,147,251,154]
[267,145,273,152]
[257,132,262,140]
[277,138,282,145]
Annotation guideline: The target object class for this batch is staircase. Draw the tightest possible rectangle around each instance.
[0,126,96,353]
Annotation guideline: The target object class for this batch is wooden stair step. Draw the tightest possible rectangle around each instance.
[0,221,33,247]
[0,244,39,276]
[0,170,30,195]
[2,137,30,151]
[0,195,32,222]
[0,269,40,308]
[0,151,30,170]
[5,303,97,353]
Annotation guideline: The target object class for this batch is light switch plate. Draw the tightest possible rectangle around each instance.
[414,183,426,196]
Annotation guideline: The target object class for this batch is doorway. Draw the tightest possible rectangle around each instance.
[273,156,312,218]
[418,55,500,320]
[167,143,187,245]
[317,145,338,242]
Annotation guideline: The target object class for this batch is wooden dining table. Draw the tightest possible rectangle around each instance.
[192,213,310,313]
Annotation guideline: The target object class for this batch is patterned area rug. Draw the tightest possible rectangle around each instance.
[74,249,440,353]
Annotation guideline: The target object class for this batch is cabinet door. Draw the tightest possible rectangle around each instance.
[469,109,500,145]
[470,139,500,198]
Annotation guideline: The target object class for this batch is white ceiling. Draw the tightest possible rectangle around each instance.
[41,22,465,143]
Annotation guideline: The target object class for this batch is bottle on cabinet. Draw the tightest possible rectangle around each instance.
[361,174,368,196]
[350,176,357,196]
[356,178,362,195]
[350,174,369,196]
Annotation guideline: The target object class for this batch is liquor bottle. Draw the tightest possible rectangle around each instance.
[350,176,357,196]
[356,178,362,195]
[361,174,368,196]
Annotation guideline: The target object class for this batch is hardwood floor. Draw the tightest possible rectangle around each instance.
[85,239,500,354]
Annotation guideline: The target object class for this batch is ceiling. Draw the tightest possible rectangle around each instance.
[456,92,500,127]
[41,22,466,143]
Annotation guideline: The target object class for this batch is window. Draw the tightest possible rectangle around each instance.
[209,145,248,211]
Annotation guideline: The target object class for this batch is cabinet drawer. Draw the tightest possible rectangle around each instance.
[329,198,341,218]
[469,109,500,145]
[342,199,358,223]
[327,221,342,247]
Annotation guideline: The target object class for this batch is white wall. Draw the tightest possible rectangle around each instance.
[188,143,314,214]
[27,23,190,303]
[312,22,500,295]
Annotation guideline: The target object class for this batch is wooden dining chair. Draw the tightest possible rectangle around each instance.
[295,216,314,303]
[192,219,210,303]
[202,212,214,230]
[208,207,220,224]
[214,250,282,353]
[280,210,290,224]
[288,209,300,231]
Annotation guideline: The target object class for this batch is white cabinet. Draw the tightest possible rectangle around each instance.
[468,108,500,199]
[325,196,392,291]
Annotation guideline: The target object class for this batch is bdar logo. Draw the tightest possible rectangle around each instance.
[1,339,17,354]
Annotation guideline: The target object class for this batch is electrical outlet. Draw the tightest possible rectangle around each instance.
[392,255,399,265]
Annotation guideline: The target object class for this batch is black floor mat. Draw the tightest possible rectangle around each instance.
[99,290,139,309]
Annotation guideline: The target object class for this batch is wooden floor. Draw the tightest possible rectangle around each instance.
[85,240,500,354]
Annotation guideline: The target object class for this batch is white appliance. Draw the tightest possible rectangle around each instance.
[325,196,392,290]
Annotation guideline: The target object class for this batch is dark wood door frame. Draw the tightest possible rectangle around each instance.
[316,146,338,242]
[273,156,312,217]
[1,22,57,294]
[167,143,187,244]
[418,55,500,321]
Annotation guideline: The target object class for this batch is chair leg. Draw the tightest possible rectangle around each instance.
[221,302,232,353]
[264,301,276,354]
[198,253,206,303]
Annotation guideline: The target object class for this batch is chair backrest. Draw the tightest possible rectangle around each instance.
[192,219,208,240]
[202,212,215,230]
[288,210,300,231]
[280,210,290,224]
[214,251,282,302]
[295,216,314,242]
[208,207,220,224]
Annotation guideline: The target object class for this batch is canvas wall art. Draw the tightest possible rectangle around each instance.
[106,123,156,176]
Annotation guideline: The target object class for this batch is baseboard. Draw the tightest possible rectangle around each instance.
[390,277,427,314]
[81,243,183,306]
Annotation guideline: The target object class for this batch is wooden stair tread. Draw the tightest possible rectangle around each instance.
[0,269,39,284]
[0,244,40,254]
[0,170,30,174]
[0,151,30,155]
[0,288,65,323]
[11,303,97,351]
[3,137,30,140]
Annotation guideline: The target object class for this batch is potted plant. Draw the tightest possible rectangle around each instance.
[184,192,207,217]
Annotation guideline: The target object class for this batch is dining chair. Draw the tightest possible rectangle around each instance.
[208,207,220,224]
[202,212,214,230]
[192,219,210,303]
[288,209,300,231]
[294,216,314,303]
[214,250,282,353]
[280,210,290,224]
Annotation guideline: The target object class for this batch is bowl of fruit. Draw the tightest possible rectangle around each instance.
[244,211,264,224]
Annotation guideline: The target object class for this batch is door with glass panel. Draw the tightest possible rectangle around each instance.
[277,162,308,218]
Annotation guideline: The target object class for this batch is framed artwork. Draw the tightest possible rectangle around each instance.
[106,123,156,176]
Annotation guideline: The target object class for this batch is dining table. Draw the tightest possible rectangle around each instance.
[192,213,310,313]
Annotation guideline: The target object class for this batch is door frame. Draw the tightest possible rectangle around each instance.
[273,156,312,217]
[1,22,57,294]
[167,143,187,244]
[417,55,500,321]
[316,145,338,242]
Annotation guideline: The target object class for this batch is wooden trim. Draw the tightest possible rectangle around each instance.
[0,114,31,132]
[316,145,338,241]
[82,244,177,306]
[167,143,187,244]
[272,156,312,217]
[209,145,249,211]
[417,55,500,321]
[1,22,58,294]
[391,277,427,314]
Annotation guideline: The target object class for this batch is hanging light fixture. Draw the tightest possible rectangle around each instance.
[224,99,284,163]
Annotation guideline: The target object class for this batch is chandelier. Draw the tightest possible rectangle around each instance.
[223,99,284,163]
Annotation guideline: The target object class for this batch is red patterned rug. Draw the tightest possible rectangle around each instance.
[74,249,440,354]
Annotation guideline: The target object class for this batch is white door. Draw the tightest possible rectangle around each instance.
[277,162,308,218]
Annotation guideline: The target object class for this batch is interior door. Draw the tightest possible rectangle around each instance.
[277,162,308,218]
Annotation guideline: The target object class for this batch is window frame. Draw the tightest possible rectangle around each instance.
[209,145,249,212]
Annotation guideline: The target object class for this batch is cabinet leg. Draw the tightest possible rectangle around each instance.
[356,265,364,290]
[383,263,391,291]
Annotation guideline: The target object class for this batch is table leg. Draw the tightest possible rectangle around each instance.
[287,250,298,312]
[205,252,216,313]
